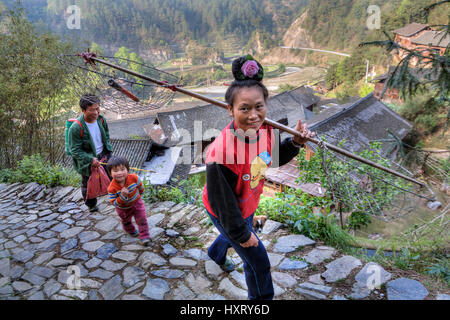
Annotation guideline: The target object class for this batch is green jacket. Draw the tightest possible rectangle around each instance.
[68,114,113,177]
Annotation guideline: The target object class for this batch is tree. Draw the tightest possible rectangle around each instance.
[360,1,449,112]
[90,42,104,56]
[114,46,131,61]
[0,6,77,168]
[325,63,339,90]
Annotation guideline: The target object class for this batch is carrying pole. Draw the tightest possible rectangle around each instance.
[85,54,427,188]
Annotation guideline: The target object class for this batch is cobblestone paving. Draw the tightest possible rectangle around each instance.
[0,182,448,300]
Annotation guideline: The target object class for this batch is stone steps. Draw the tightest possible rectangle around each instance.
[0,182,447,300]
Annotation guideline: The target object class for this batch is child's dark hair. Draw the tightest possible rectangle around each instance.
[225,55,269,107]
[80,94,100,110]
[106,156,130,175]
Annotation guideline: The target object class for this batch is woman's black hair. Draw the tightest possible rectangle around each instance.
[80,94,100,110]
[225,55,268,107]
[106,156,130,175]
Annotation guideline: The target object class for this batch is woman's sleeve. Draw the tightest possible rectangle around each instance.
[206,163,252,244]
[278,137,301,166]
[272,129,300,168]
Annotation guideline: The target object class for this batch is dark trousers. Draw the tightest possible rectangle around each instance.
[206,210,274,300]
[81,149,112,208]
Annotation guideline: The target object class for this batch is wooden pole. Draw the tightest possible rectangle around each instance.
[89,56,428,188]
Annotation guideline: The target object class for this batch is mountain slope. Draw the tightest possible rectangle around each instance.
[299,0,449,51]
[0,0,310,53]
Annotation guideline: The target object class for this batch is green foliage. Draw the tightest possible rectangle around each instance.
[392,247,422,270]
[212,68,228,81]
[0,6,77,168]
[439,157,450,173]
[425,256,450,285]
[13,0,309,51]
[142,174,204,206]
[90,42,104,56]
[347,211,371,230]
[415,114,439,134]
[328,46,374,91]
[359,83,374,97]
[325,63,339,90]
[0,154,80,187]
[398,93,443,134]
[296,140,411,229]
[178,174,204,206]
[112,46,147,83]
[256,188,355,249]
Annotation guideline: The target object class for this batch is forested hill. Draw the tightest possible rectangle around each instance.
[301,0,449,51]
[1,0,447,57]
[0,0,309,52]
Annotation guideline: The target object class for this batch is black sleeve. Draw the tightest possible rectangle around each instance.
[271,129,302,168]
[279,137,301,166]
[206,163,252,244]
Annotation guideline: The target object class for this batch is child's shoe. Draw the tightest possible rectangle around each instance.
[128,231,139,237]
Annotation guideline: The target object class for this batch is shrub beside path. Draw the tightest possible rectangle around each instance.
[0,182,448,300]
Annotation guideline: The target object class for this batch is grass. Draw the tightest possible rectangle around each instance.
[346,232,450,286]
[0,154,80,187]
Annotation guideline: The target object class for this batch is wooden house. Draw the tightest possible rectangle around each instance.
[393,23,450,67]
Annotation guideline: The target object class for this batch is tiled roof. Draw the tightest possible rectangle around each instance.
[288,86,321,108]
[393,23,429,37]
[108,115,157,140]
[57,139,152,170]
[305,93,413,156]
[410,30,450,48]
[370,66,440,85]
[268,94,413,190]
[110,139,152,169]
[156,103,231,146]
[157,85,320,145]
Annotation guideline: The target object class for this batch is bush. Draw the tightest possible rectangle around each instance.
[142,174,204,206]
[255,187,356,248]
[414,114,439,134]
[425,256,450,285]
[213,69,228,81]
[296,140,410,226]
[347,211,371,230]
[0,154,80,187]
[359,83,374,97]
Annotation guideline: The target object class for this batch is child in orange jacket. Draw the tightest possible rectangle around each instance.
[106,156,150,246]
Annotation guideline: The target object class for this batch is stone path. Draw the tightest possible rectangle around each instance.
[0,182,448,300]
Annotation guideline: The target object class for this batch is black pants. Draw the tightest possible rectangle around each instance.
[206,210,274,300]
[81,150,112,208]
